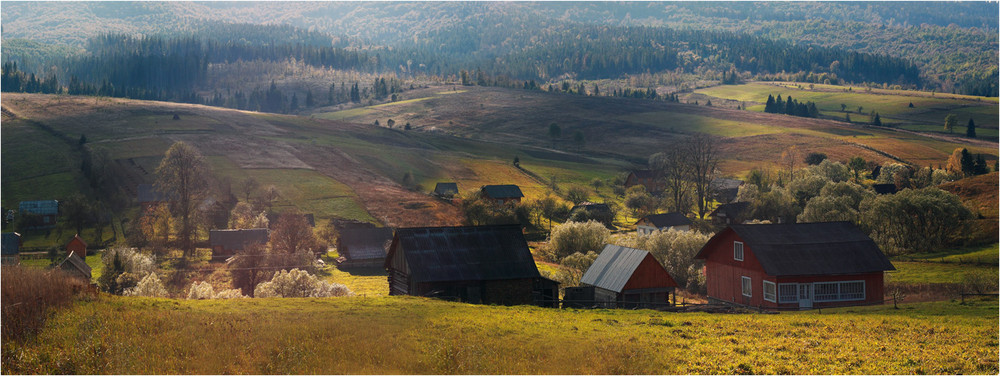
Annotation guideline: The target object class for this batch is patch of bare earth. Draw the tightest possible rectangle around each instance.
[293,144,464,228]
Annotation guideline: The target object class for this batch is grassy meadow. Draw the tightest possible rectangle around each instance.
[3,296,996,375]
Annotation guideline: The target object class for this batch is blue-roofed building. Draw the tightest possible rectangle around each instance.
[18,200,59,229]
[1,232,22,265]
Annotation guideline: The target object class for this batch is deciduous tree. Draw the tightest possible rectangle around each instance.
[155,141,208,258]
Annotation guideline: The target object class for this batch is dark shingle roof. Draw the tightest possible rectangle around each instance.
[19,200,58,215]
[209,229,269,250]
[481,185,524,199]
[137,184,167,203]
[711,178,744,191]
[434,182,459,196]
[1,233,21,255]
[710,201,750,216]
[581,244,674,293]
[696,222,895,276]
[389,224,541,283]
[59,252,91,280]
[339,227,394,261]
[639,212,691,228]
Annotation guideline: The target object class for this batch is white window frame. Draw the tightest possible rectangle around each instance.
[734,241,744,261]
[741,276,752,297]
[778,283,799,303]
[762,280,776,302]
[813,280,866,302]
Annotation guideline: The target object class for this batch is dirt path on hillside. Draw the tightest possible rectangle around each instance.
[293,144,464,228]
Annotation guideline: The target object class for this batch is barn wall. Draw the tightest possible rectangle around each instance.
[483,279,534,305]
[622,254,678,290]
[703,230,769,306]
[66,240,86,258]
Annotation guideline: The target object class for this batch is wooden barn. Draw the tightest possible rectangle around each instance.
[433,182,459,198]
[636,212,691,234]
[711,178,744,203]
[65,234,87,259]
[209,228,269,259]
[58,251,91,282]
[695,222,895,310]
[337,227,394,268]
[566,244,678,309]
[480,185,524,204]
[1,232,21,265]
[385,224,558,307]
[624,170,663,193]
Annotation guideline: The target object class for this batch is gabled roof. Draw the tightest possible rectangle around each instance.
[387,224,542,283]
[581,244,673,293]
[638,212,691,228]
[629,170,656,179]
[59,252,91,280]
[19,200,59,215]
[696,222,895,276]
[710,201,750,216]
[434,182,459,196]
[137,184,167,203]
[711,178,744,190]
[1,233,21,255]
[67,234,88,248]
[339,227,394,261]
[481,185,524,199]
[209,228,269,250]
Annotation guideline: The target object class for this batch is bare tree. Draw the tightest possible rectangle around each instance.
[649,143,693,214]
[686,134,719,219]
[258,185,280,213]
[239,177,259,202]
[229,242,273,296]
[269,211,321,256]
[155,142,208,258]
[781,145,799,182]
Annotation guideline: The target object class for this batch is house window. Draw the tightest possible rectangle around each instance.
[763,280,776,302]
[813,281,866,302]
[741,276,751,297]
[734,241,744,261]
[778,283,798,303]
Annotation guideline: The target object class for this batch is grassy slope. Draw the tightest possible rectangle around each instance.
[5,296,996,374]
[696,82,999,139]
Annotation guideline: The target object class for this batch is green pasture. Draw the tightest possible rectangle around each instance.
[621,111,783,138]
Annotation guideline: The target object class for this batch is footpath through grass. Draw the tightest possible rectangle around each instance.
[4,296,996,374]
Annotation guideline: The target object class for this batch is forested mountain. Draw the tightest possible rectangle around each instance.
[1,1,995,98]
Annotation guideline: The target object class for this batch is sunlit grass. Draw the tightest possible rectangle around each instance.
[4,296,995,374]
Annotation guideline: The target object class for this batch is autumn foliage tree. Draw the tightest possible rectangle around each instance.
[155,142,208,258]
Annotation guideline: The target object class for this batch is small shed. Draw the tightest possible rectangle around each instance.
[65,234,88,259]
[636,212,691,234]
[337,227,394,268]
[209,228,269,259]
[18,200,59,229]
[624,170,663,193]
[58,251,92,282]
[480,185,524,204]
[568,244,678,309]
[709,201,750,226]
[695,222,895,310]
[385,224,558,307]
[433,182,459,198]
[1,232,22,265]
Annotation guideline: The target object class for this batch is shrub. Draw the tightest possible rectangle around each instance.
[124,273,168,298]
[254,269,352,298]
[214,289,248,299]
[99,245,157,294]
[860,187,973,255]
[962,271,997,294]
[187,281,216,300]
[546,221,610,259]
[2,266,89,342]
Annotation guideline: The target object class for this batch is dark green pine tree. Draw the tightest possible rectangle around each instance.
[872,113,882,127]
[764,94,775,113]
[967,118,977,138]
[960,148,975,176]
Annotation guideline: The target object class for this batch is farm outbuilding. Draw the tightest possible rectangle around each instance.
[58,251,91,282]
[18,200,59,229]
[1,232,22,265]
[709,201,750,226]
[433,182,459,198]
[636,212,691,234]
[336,227,394,268]
[209,228,269,259]
[695,222,895,310]
[65,234,87,259]
[480,185,524,204]
[566,244,678,309]
[711,178,744,203]
[385,224,558,307]
[624,170,663,193]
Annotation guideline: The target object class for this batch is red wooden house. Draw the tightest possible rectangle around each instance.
[624,170,663,193]
[65,234,87,259]
[695,222,894,310]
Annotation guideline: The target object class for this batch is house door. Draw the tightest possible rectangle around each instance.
[798,283,813,309]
